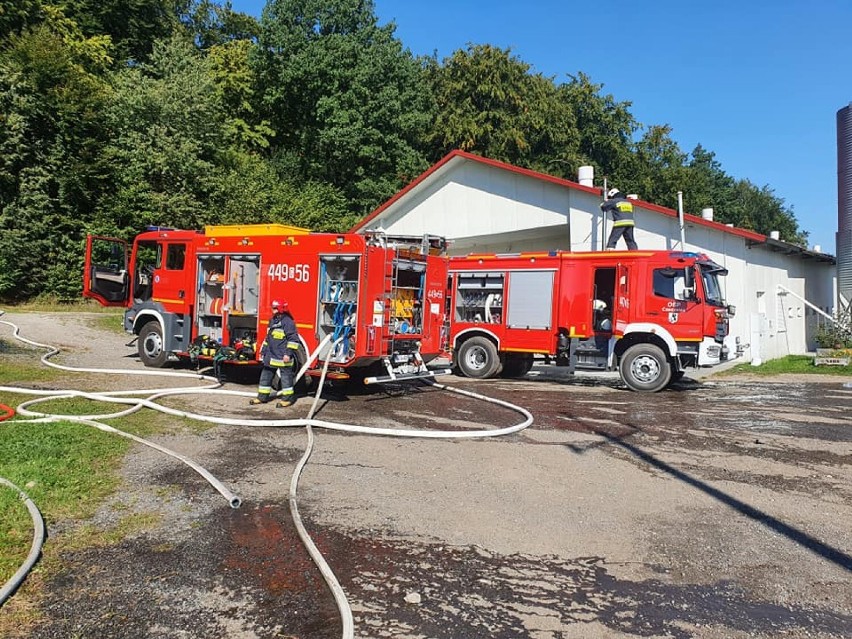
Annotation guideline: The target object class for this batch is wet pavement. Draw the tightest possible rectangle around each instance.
[12,368,852,638]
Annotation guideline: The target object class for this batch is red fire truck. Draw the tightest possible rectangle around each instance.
[446,249,737,392]
[83,224,449,382]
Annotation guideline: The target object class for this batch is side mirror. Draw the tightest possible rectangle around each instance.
[727,304,736,317]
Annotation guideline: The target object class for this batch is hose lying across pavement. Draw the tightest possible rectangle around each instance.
[0,310,533,636]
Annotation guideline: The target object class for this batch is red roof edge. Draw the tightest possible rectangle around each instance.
[349,150,767,244]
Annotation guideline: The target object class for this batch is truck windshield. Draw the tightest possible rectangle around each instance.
[699,263,726,306]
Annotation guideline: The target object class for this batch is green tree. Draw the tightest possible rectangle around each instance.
[425,44,578,172]
[214,150,354,231]
[94,35,228,236]
[62,0,180,63]
[208,38,273,151]
[726,179,804,243]
[180,0,259,49]
[0,7,112,301]
[254,0,432,214]
[556,72,637,183]
[0,0,42,37]
[679,144,736,215]
[627,124,689,209]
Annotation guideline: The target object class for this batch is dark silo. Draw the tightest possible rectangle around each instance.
[838,104,852,305]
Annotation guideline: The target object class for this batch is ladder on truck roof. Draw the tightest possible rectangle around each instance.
[363,230,447,256]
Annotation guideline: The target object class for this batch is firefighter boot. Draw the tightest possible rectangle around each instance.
[249,398,265,405]
[276,398,294,408]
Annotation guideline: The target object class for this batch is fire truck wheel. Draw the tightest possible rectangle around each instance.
[456,336,501,379]
[619,343,672,393]
[138,321,168,368]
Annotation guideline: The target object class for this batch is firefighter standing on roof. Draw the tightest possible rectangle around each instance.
[602,188,638,250]
[250,299,301,407]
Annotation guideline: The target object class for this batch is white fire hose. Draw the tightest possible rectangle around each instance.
[0,310,533,636]
[0,477,45,606]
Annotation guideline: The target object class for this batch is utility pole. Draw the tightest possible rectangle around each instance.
[601,177,608,252]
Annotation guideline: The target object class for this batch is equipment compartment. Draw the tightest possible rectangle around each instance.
[389,258,426,335]
[318,256,360,362]
[196,256,225,342]
[195,255,260,346]
[454,272,505,324]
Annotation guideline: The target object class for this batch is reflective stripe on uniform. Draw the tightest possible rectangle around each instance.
[269,358,294,368]
[612,200,634,226]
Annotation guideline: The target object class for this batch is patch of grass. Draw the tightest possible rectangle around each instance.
[0,421,130,586]
[720,355,852,376]
[67,512,164,550]
[8,396,127,419]
[2,298,118,313]
[88,312,128,336]
[0,344,67,386]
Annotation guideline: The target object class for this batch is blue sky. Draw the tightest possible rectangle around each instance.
[230,0,851,254]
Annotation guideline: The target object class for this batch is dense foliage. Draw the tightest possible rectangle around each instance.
[0,0,806,302]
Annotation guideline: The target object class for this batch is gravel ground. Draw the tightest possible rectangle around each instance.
[1,310,851,639]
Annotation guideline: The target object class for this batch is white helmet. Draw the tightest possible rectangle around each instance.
[607,188,620,198]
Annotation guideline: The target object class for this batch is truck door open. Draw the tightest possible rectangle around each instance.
[592,267,616,332]
[612,263,630,334]
[84,235,129,307]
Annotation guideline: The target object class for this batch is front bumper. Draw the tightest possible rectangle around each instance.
[697,337,729,366]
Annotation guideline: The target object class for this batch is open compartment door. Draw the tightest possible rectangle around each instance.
[84,235,129,307]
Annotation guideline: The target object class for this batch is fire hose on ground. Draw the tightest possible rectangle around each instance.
[0,477,45,606]
[0,310,533,637]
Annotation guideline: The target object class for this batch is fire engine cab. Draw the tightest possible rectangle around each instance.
[83,224,449,382]
[447,250,736,392]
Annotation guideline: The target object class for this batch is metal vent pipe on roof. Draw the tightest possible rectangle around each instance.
[770,230,780,240]
[577,166,594,187]
[701,208,714,221]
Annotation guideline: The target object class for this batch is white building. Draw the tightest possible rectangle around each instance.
[352,150,837,363]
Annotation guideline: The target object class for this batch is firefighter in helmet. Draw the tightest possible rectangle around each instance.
[602,188,638,250]
[250,299,301,407]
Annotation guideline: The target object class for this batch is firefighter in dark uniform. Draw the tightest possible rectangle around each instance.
[250,299,301,407]
[602,188,638,250]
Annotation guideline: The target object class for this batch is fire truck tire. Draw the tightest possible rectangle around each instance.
[500,353,534,378]
[619,343,672,393]
[138,321,169,368]
[456,336,501,379]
